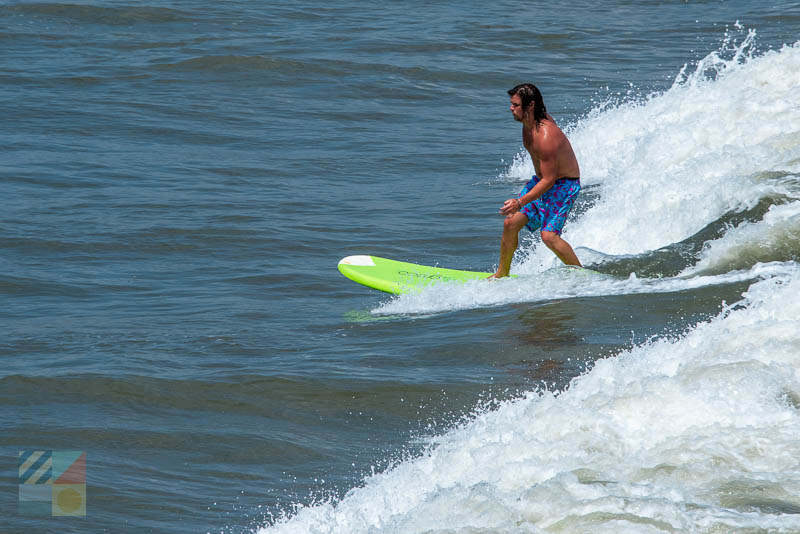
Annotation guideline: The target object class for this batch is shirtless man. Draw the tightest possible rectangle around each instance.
[490,83,582,278]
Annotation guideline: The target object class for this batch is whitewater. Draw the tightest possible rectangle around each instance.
[261,32,800,534]
[377,30,800,316]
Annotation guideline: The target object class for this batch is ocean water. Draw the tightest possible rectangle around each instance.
[2,1,799,533]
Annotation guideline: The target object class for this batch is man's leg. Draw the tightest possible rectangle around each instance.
[541,231,582,266]
[490,211,529,278]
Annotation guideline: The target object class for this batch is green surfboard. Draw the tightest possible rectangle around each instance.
[338,255,491,295]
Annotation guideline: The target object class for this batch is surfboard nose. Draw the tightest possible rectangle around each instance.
[338,255,376,267]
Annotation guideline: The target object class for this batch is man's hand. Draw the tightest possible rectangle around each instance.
[500,198,522,216]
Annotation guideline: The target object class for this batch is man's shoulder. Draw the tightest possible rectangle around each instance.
[539,120,567,145]
[541,117,563,134]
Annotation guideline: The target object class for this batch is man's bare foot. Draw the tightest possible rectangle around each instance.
[486,273,508,280]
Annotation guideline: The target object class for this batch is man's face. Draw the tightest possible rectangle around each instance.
[510,94,525,122]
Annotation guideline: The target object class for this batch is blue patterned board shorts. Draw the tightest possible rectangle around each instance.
[518,175,581,234]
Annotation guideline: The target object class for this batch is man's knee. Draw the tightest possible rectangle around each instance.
[541,230,561,248]
[504,214,527,233]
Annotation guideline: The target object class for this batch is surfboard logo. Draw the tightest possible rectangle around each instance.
[398,270,457,282]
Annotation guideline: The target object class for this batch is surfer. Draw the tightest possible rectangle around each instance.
[489,83,582,278]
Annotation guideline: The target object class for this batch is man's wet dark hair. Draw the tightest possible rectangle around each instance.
[508,83,547,124]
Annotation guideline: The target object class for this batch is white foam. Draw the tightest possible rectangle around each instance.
[262,268,800,533]
[373,261,795,316]
[505,34,800,271]
[375,30,800,316]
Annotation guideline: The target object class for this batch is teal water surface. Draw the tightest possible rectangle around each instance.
[3,1,800,533]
